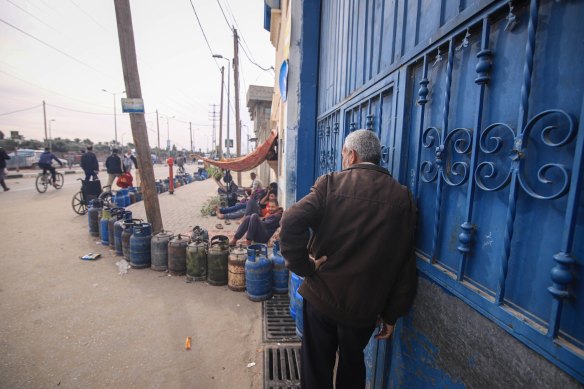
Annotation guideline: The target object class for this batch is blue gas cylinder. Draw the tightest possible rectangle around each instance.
[130,223,152,268]
[100,207,112,245]
[270,241,288,294]
[245,244,273,302]
[289,272,303,319]
[114,191,125,208]
[294,289,304,338]
[88,199,102,237]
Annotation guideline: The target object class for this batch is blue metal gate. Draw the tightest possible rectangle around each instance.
[314,0,584,385]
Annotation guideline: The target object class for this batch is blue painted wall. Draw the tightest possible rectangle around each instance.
[290,0,584,386]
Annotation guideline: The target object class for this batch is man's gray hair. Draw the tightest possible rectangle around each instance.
[343,129,381,164]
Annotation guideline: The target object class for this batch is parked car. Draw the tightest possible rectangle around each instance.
[6,149,43,169]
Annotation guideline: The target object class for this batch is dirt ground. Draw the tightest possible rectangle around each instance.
[0,170,264,388]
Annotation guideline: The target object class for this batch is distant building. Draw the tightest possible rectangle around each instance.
[246,85,274,186]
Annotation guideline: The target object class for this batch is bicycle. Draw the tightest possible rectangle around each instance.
[177,165,186,175]
[35,170,64,193]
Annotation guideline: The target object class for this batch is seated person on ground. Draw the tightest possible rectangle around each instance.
[229,198,283,246]
[259,183,278,217]
[244,172,263,196]
[216,184,273,220]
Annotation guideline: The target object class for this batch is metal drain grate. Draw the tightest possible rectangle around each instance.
[263,294,300,342]
[264,345,301,389]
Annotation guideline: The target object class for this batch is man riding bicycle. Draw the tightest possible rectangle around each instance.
[38,148,63,185]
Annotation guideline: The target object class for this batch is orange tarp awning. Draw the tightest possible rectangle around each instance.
[191,130,277,172]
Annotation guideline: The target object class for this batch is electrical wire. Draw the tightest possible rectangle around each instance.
[5,0,61,34]
[188,0,220,68]
[0,103,42,116]
[0,18,120,82]
[0,67,111,109]
[46,103,112,115]
[215,0,233,32]
[68,0,109,32]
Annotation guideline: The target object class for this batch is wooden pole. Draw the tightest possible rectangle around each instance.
[233,28,242,185]
[113,0,163,233]
[42,100,48,148]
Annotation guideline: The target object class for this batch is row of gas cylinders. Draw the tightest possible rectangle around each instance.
[155,173,194,193]
[111,187,142,208]
[86,203,289,302]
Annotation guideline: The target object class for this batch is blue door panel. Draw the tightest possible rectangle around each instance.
[316,0,584,383]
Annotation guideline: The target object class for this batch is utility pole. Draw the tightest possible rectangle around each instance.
[208,104,219,156]
[156,109,160,159]
[189,121,193,152]
[42,100,48,148]
[218,67,225,158]
[233,28,242,185]
[113,0,163,233]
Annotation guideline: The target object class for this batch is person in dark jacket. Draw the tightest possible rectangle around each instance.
[38,148,63,185]
[0,146,10,191]
[80,145,99,181]
[229,199,283,246]
[280,129,417,389]
[105,148,125,189]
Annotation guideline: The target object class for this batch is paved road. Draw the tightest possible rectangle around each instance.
[0,168,263,388]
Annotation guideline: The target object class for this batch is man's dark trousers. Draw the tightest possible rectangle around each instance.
[301,300,375,389]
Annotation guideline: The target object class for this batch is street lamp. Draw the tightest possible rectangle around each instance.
[102,89,125,147]
[160,115,175,152]
[49,119,56,151]
[213,54,231,157]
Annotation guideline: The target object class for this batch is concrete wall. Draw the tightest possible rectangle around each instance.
[387,276,583,388]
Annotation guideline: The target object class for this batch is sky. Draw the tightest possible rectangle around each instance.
[0,0,275,153]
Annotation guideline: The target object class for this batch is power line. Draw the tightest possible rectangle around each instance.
[239,41,274,72]
[215,0,233,31]
[187,0,220,68]
[0,18,120,82]
[46,103,112,115]
[0,104,42,116]
[68,0,109,32]
[5,0,61,34]
[0,67,111,109]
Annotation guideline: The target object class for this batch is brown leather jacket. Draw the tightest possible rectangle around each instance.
[280,163,417,327]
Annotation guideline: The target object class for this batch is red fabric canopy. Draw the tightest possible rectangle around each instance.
[191,130,278,172]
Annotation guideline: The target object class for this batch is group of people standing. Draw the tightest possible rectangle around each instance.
[81,147,138,189]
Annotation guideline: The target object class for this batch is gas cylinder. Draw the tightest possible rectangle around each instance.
[168,234,188,275]
[88,199,102,237]
[130,222,152,268]
[245,244,273,302]
[114,191,125,208]
[190,226,209,242]
[207,235,229,286]
[186,239,208,281]
[270,241,288,294]
[151,230,174,271]
[228,245,248,292]
[100,207,112,245]
[109,208,125,249]
[114,211,132,256]
[289,273,303,319]
[122,219,141,261]
[294,288,304,339]
[128,191,136,204]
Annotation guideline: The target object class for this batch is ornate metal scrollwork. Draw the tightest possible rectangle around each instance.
[517,110,575,200]
[380,145,390,166]
[474,122,515,191]
[420,127,472,186]
[420,127,441,183]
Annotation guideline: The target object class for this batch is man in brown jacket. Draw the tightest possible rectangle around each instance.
[280,129,417,389]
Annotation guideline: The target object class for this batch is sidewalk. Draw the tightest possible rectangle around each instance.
[125,177,241,241]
